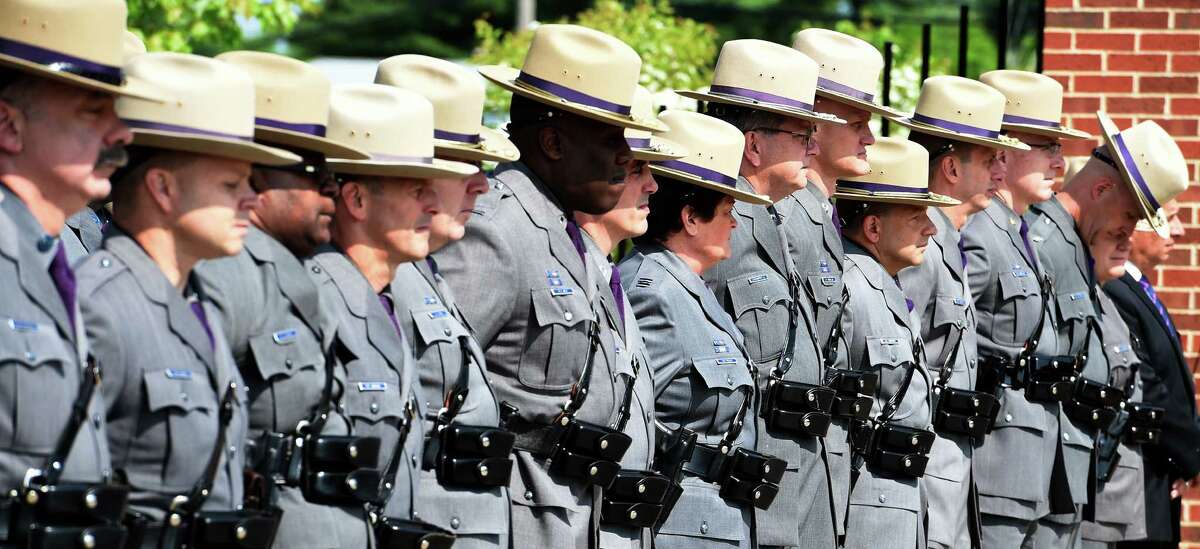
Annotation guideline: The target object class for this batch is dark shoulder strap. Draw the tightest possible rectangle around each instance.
[40,357,101,486]
[180,381,238,514]
[371,397,418,514]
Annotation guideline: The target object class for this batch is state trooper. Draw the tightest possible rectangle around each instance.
[193,52,379,548]
[432,24,657,547]
[896,75,1027,549]
[573,86,685,549]
[681,39,846,549]
[0,2,156,546]
[373,54,522,548]
[1025,112,1188,541]
[306,83,478,546]
[835,137,951,549]
[619,110,777,548]
[78,53,301,547]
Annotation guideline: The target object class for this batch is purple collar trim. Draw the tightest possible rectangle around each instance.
[516,71,631,116]
[655,159,737,187]
[708,84,814,112]
[371,153,434,164]
[0,36,123,86]
[1112,133,1161,212]
[911,113,1000,139]
[122,119,253,142]
[255,117,327,138]
[626,136,652,149]
[838,180,930,195]
[434,129,482,145]
[1002,113,1062,129]
[817,77,875,103]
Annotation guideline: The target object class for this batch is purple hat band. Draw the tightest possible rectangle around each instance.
[434,129,482,145]
[0,36,123,86]
[817,77,876,103]
[838,180,931,196]
[515,71,631,116]
[708,84,814,112]
[255,117,327,138]
[122,119,254,142]
[911,113,1000,139]
[370,153,435,164]
[655,159,737,187]
[1002,113,1063,129]
[1112,132,1161,212]
[626,136,652,149]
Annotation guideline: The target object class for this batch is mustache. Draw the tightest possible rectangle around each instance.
[95,144,128,170]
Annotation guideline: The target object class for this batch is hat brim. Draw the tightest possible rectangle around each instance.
[676,89,846,125]
[434,126,520,163]
[479,65,665,133]
[328,157,478,179]
[256,126,371,160]
[1097,111,1167,238]
[815,88,911,121]
[900,117,1031,151]
[649,164,771,205]
[832,188,961,208]
[1001,121,1092,141]
[0,54,166,102]
[131,131,300,166]
[632,136,687,162]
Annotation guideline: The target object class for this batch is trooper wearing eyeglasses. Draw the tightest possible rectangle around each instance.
[681,39,845,549]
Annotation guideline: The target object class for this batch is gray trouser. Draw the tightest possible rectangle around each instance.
[981,510,1081,549]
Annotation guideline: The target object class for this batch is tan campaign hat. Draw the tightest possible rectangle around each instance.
[677,39,845,125]
[792,28,909,121]
[117,53,299,166]
[0,0,162,101]
[898,76,1030,151]
[216,51,369,160]
[980,70,1091,140]
[375,54,518,164]
[123,31,146,61]
[625,86,686,162]
[1096,112,1190,238]
[649,110,770,205]
[834,137,961,207]
[478,24,663,132]
[325,84,479,179]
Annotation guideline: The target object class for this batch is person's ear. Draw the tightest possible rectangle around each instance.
[339,180,370,222]
[939,154,960,185]
[681,205,700,237]
[0,99,26,156]
[144,166,179,215]
[743,130,763,168]
[538,126,564,161]
[1091,176,1117,203]
[862,214,883,244]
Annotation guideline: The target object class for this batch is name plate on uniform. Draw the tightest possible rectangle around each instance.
[1069,292,1086,301]
[272,329,297,344]
[8,319,38,332]
[747,274,769,284]
[716,358,738,365]
[428,310,450,319]
[357,382,388,392]
[551,287,575,296]
[165,369,193,380]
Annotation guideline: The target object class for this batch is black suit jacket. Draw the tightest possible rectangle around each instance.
[1104,273,1200,541]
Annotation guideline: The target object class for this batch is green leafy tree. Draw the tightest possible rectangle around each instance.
[127,0,320,54]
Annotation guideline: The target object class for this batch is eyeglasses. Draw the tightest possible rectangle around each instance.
[1024,140,1063,156]
[258,160,335,189]
[748,126,819,150]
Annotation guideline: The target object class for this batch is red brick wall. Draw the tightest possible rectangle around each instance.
[1044,0,1200,543]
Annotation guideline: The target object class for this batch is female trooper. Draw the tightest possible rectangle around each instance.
[833,137,953,549]
[619,110,779,549]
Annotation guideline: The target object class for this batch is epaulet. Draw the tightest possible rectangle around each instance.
[625,257,662,291]
[471,178,513,220]
[77,251,129,296]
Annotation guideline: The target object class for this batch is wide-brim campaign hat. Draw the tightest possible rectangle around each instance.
[648,110,770,205]
[898,76,1030,152]
[677,39,845,125]
[123,31,147,61]
[792,28,911,122]
[117,53,299,166]
[0,0,163,102]
[626,86,686,162]
[325,84,478,179]
[217,51,369,161]
[1096,112,1189,238]
[980,70,1091,140]
[834,137,961,208]
[478,24,663,133]
[375,54,518,164]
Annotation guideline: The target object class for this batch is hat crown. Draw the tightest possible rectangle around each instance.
[843,137,929,190]
[328,84,436,161]
[626,86,657,140]
[980,70,1066,126]
[914,75,1006,133]
[519,24,642,110]
[792,28,883,100]
[0,0,127,73]
[117,53,256,139]
[217,51,333,128]
[654,110,744,183]
[123,31,146,61]
[375,54,486,141]
[710,39,819,106]
[1116,120,1189,206]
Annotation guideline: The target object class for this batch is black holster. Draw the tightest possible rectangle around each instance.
[682,443,786,510]
[1063,378,1124,431]
[977,354,1079,403]
[825,370,877,420]
[2,482,130,549]
[373,516,455,549]
[546,419,632,490]
[932,385,1001,440]
[124,506,282,549]
[426,424,515,489]
[1124,403,1164,445]
[851,421,936,478]
[1095,409,1129,484]
[248,432,383,506]
[649,428,697,529]
[763,379,834,438]
[600,470,671,528]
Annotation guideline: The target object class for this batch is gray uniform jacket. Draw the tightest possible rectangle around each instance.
[1027,196,1108,508]
[431,162,620,548]
[306,246,425,520]
[704,179,834,548]
[781,183,851,535]
[195,226,369,548]
[390,259,508,548]
[897,207,978,548]
[0,186,110,492]
[961,198,1061,521]
[619,243,754,549]
[840,239,932,549]
[1082,290,1147,543]
[77,230,247,519]
[63,207,106,263]
[583,235,654,549]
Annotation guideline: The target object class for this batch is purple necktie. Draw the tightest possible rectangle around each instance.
[379,292,403,337]
[1018,219,1040,273]
[565,219,587,261]
[609,264,625,327]
[1137,275,1175,333]
[48,242,77,331]
[189,300,215,351]
[958,239,968,273]
[894,276,915,313]
[830,202,843,233]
